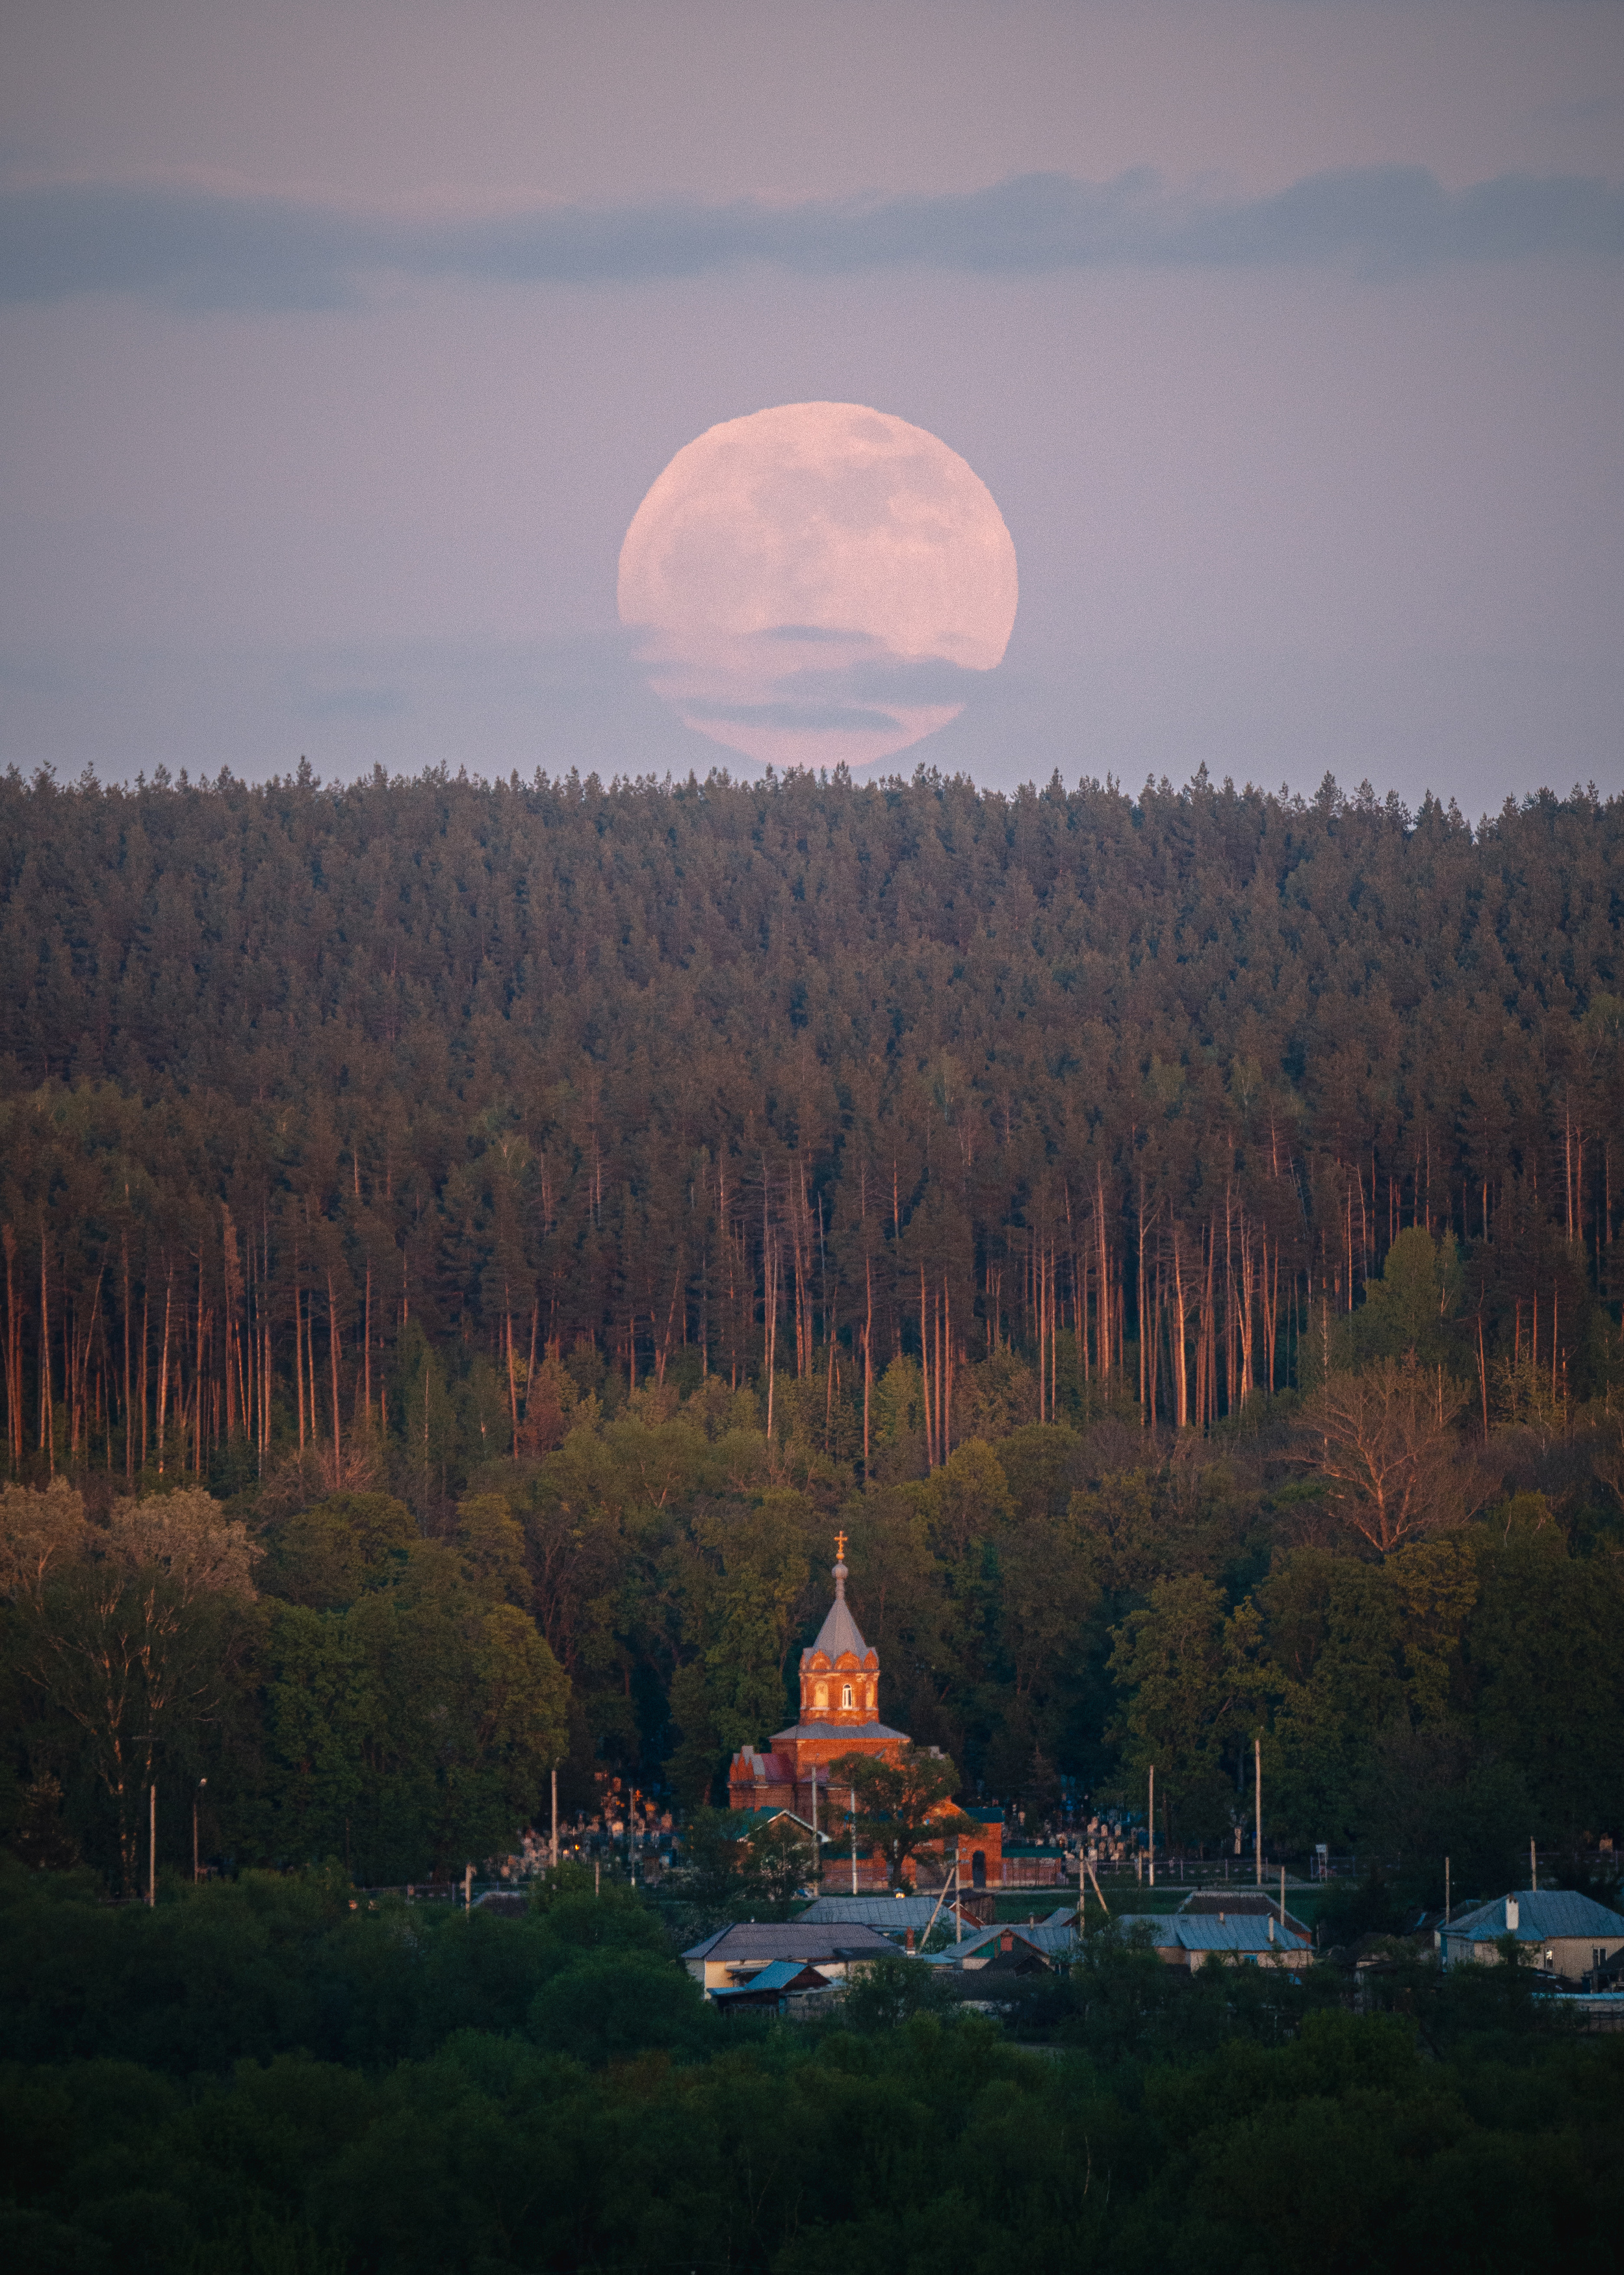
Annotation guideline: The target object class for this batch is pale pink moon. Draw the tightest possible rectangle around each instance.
[617,402,1018,770]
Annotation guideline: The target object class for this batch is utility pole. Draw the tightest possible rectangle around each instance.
[149,1784,157,1907]
[851,1786,859,1895]
[1148,1766,1155,1890]
[1530,1835,1537,1892]
[193,1776,206,1883]
[1445,1856,1450,1925]
[550,1765,559,1870]
[1254,1736,1263,1887]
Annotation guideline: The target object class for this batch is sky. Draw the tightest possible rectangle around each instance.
[2,0,1621,812]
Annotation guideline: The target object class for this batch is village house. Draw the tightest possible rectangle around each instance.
[1178,1889,1313,1939]
[925,1912,1081,1974]
[1111,1910,1313,1971]
[681,1919,898,1996]
[728,1539,1003,1889]
[1438,1890,1624,1979]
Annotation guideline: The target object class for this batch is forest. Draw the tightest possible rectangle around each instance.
[1,762,1623,1892]
[3,1858,1621,2275]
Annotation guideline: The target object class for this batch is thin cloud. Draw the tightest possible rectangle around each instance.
[3,166,1621,309]
[680,698,904,733]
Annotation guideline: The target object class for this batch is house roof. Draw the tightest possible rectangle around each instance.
[682,1921,900,1964]
[726,1805,825,1841]
[798,1894,964,1932]
[1443,1890,1624,1944]
[925,1920,1078,1968]
[1113,1912,1309,1953]
[802,1555,872,1667]
[1179,1891,1312,1936]
[710,1959,831,1999]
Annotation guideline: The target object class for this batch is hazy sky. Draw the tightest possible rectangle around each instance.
[3,0,1621,809]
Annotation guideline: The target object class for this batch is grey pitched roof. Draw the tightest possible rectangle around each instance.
[1112,1912,1307,1953]
[1444,1890,1624,1944]
[681,1921,899,1963]
[802,1557,871,1665]
[798,1895,963,1932]
[1179,1891,1312,1935]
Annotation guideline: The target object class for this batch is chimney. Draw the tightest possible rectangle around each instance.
[1267,1916,1275,1942]
[905,1928,915,1953]
[1506,1896,1519,1931]
[1000,1929,1013,1953]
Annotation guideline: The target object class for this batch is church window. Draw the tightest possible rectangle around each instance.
[842,1684,853,1708]
[815,1684,827,1710]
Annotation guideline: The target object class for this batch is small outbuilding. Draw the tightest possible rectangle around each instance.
[708,1960,834,2014]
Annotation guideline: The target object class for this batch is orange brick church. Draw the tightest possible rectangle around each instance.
[728,1537,1002,1890]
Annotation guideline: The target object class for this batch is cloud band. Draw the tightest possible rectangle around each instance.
[3,165,1621,310]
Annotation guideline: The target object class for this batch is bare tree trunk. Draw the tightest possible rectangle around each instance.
[863,1251,873,1480]
[39,1219,54,1474]
[327,1271,342,1481]
[920,1263,933,1470]
[156,1264,173,1476]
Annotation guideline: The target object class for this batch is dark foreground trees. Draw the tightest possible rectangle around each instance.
[0,1863,1619,2275]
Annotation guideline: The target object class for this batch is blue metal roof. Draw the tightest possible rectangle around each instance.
[1112,1911,1307,1953]
[927,1919,1079,1966]
[710,1958,831,1999]
[1444,1891,1624,1945]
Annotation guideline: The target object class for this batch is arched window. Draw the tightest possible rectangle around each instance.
[842,1684,853,1708]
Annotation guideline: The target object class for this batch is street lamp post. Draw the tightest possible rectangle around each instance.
[193,1776,207,1884]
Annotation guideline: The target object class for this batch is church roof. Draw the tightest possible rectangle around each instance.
[771,1721,909,1747]
[801,1552,871,1666]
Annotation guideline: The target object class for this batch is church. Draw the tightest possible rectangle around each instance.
[728,1537,1003,1890]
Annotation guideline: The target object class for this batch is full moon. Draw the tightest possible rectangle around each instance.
[618,402,1018,770]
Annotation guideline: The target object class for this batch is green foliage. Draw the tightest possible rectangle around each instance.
[827,1747,973,1888]
[1342,1228,1465,1370]
[4,1868,1621,2273]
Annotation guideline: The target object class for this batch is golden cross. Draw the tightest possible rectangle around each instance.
[835,1531,847,1560]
